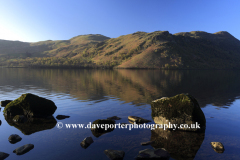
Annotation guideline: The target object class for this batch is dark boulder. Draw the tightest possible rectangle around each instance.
[0,152,9,159]
[8,134,22,144]
[0,100,12,107]
[91,119,115,137]
[56,115,70,120]
[107,116,121,121]
[13,144,34,155]
[3,93,57,117]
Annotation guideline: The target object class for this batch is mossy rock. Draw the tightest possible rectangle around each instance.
[151,93,206,131]
[91,119,115,137]
[3,93,57,117]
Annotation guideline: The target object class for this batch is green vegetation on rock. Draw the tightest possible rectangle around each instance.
[3,93,57,117]
[151,93,206,131]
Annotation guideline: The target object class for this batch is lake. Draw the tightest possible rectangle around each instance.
[0,68,240,160]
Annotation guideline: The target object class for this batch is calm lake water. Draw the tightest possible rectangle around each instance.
[0,68,240,160]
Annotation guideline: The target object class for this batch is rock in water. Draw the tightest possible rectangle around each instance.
[3,93,57,117]
[151,93,206,131]
[107,116,121,120]
[135,148,170,160]
[0,152,9,159]
[104,150,125,160]
[56,115,70,120]
[13,144,34,155]
[0,100,12,107]
[141,141,154,146]
[128,116,151,124]
[91,119,115,137]
[210,142,224,153]
[8,134,22,144]
[80,137,94,149]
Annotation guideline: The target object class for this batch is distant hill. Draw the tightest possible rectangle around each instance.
[0,31,240,69]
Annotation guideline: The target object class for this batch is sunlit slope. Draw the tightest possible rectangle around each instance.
[43,34,111,57]
[1,31,240,69]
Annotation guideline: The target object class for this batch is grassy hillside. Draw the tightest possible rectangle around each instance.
[0,31,240,69]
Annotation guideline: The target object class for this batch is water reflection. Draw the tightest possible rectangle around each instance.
[4,116,57,135]
[151,128,205,160]
[0,68,240,108]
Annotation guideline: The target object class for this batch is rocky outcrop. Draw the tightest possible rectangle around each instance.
[210,142,224,153]
[151,93,206,131]
[91,119,115,137]
[128,116,151,124]
[80,137,94,149]
[104,150,125,160]
[8,134,22,144]
[0,100,12,107]
[13,144,34,155]
[3,93,57,117]
[135,148,170,160]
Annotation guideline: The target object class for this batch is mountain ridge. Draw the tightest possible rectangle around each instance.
[0,31,240,69]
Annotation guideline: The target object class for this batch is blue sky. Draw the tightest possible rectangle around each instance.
[0,0,239,42]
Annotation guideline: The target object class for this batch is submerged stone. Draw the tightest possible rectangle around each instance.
[141,141,154,146]
[56,115,70,120]
[104,149,125,160]
[135,148,170,160]
[13,144,34,155]
[0,152,9,159]
[80,137,94,149]
[3,93,57,117]
[8,134,22,144]
[0,100,12,107]
[128,116,151,124]
[151,93,206,131]
[91,119,115,137]
[107,116,121,120]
